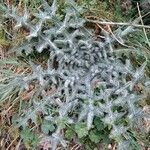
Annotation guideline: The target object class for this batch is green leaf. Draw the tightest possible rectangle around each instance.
[21,128,32,141]
[75,122,88,138]
[56,118,68,129]
[108,124,112,130]
[101,131,111,144]
[20,128,39,148]
[89,130,101,143]
[41,120,55,134]
[65,128,75,140]
[94,117,105,130]
[114,135,122,143]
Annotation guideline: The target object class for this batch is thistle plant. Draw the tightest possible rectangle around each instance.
[1,0,150,149]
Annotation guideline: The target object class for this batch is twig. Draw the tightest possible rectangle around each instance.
[6,137,18,150]
[86,19,150,29]
[15,139,21,150]
[70,144,79,150]
[104,24,134,48]
[86,12,150,29]
[137,3,150,47]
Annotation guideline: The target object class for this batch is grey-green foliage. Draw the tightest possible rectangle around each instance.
[2,0,150,149]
